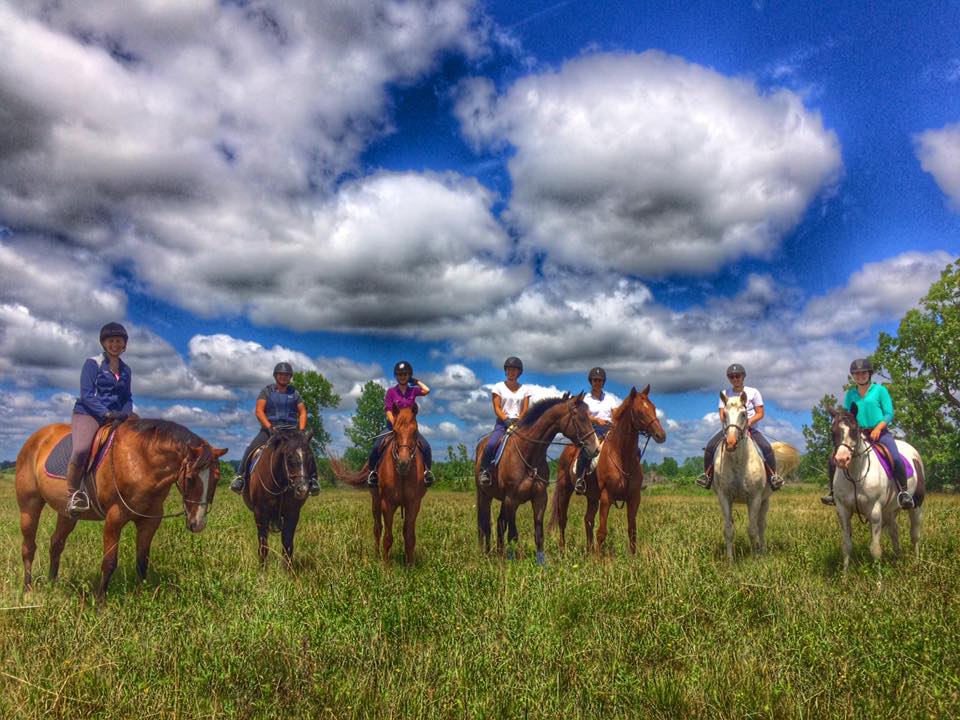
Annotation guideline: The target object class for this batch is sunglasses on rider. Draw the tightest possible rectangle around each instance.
[727,373,743,380]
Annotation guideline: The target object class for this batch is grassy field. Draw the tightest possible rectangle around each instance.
[1,470,958,719]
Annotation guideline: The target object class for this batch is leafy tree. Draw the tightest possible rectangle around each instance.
[344,381,387,469]
[658,456,679,478]
[679,456,702,478]
[293,370,341,455]
[801,394,839,483]
[432,443,474,490]
[872,258,960,488]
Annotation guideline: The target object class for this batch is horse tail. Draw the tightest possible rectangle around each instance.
[327,454,369,489]
[912,455,926,508]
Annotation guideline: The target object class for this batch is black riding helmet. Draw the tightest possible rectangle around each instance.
[394,360,413,376]
[273,362,293,376]
[588,367,606,382]
[503,356,523,375]
[99,322,128,344]
[850,358,873,374]
[726,363,746,378]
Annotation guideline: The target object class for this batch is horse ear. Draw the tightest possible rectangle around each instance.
[850,401,858,417]
[213,446,228,458]
[562,391,570,400]
[719,390,728,404]
[392,401,399,415]
[740,390,747,404]
[627,386,637,400]
[574,391,585,403]
[412,404,419,416]
[640,384,650,396]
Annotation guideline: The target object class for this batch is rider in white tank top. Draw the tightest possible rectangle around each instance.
[492,381,528,419]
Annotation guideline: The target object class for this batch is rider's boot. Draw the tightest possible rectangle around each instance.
[574,470,587,495]
[821,462,836,505]
[367,470,379,488]
[766,467,785,491]
[307,477,321,496]
[424,469,435,487]
[893,460,914,509]
[230,474,245,494]
[696,467,713,489]
[65,461,90,517]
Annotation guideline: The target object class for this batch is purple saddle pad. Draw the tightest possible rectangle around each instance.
[872,445,914,480]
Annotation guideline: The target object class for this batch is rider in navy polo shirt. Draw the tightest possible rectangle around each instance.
[231,362,319,496]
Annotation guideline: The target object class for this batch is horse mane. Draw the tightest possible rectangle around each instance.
[610,390,635,424]
[267,427,307,450]
[518,395,567,428]
[128,419,204,453]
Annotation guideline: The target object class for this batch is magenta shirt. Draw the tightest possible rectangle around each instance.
[385,384,422,413]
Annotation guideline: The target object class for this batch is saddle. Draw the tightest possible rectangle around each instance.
[870,443,914,480]
[571,438,605,478]
[44,424,116,480]
[244,443,268,477]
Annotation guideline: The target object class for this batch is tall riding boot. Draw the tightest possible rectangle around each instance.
[65,461,89,517]
[574,449,588,494]
[821,462,836,505]
[893,461,914,509]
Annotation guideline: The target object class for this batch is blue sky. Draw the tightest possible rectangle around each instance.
[1,0,958,462]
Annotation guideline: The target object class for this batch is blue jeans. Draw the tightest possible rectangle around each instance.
[704,428,776,472]
[368,427,432,470]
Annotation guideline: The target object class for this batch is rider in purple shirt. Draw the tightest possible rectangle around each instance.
[367,360,434,487]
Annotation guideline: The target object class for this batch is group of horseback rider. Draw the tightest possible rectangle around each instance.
[63,323,915,515]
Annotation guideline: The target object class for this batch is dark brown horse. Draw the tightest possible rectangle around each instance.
[242,428,317,567]
[550,386,666,555]
[475,393,599,564]
[15,419,226,602]
[331,406,427,564]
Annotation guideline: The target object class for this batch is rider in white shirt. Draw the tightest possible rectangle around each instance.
[574,367,620,493]
[478,357,530,486]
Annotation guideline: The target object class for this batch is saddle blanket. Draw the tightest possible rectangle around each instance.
[873,445,915,480]
[44,431,116,479]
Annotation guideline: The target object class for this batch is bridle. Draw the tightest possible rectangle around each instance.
[391,428,420,473]
[261,438,309,498]
[508,400,597,483]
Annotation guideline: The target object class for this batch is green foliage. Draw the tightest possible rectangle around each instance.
[430,443,474,490]
[657,456,679,477]
[345,381,387,459]
[292,370,341,455]
[801,394,839,482]
[218,459,235,485]
[872,258,960,488]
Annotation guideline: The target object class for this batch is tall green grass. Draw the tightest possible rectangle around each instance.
[1,471,957,719]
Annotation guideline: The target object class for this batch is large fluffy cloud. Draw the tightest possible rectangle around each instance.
[455,50,842,275]
[915,122,960,209]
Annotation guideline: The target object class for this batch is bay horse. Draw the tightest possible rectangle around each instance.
[550,385,666,555]
[15,419,227,602]
[474,393,599,564]
[330,406,427,564]
[830,405,925,571]
[242,427,317,568]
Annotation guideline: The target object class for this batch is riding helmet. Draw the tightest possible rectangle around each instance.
[273,361,294,376]
[394,360,413,376]
[726,363,746,378]
[99,322,128,343]
[503,356,524,375]
[850,358,873,374]
[588,367,606,382]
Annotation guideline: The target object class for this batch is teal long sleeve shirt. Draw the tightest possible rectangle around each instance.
[843,383,894,429]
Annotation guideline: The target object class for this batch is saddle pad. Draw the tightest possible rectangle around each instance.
[493,433,509,466]
[44,431,115,479]
[872,445,914,480]
[248,444,266,474]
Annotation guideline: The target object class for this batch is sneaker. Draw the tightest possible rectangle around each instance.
[307,478,320,496]
[820,494,835,506]
[367,470,378,488]
[423,469,435,487]
[478,469,492,487]
[66,490,89,517]
[695,473,712,489]
[230,476,245,494]
[897,491,915,510]
[768,473,785,491]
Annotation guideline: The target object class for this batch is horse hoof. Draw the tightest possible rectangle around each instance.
[536,551,545,566]
[506,548,515,561]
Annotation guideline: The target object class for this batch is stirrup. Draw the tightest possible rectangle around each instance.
[230,476,245,494]
[478,469,491,487]
[820,494,835,506]
[897,491,914,510]
[367,471,378,488]
[423,469,435,487]
[307,478,320,496]
[66,490,90,516]
[768,473,784,491]
[695,473,712,489]
[574,476,586,494]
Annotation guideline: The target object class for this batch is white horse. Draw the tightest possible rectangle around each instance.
[830,406,925,571]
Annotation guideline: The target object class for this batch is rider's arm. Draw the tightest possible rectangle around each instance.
[748,405,764,428]
[492,394,507,422]
[878,386,894,427]
[518,395,530,420]
[386,409,396,426]
[255,398,270,430]
[414,379,430,396]
[297,402,307,431]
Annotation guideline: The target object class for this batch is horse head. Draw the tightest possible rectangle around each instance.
[831,403,861,470]
[391,405,419,476]
[720,390,749,451]
[563,391,601,459]
[181,443,228,533]
[269,428,313,501]
[623,385,666,444]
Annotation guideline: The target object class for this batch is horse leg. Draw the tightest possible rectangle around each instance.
[402,498,423,566]
[584,495,599,553]
[554,478,572,553]
[18,498,43,593]
[717,494,735,564]
[496,502,508,556]
[596,492,611,556]
[747,494,763,554]
[382,502,397,562]
[477,489,492,554]
[868,503,884,562]
[909,507,922,559]
[134,517,162,583]
[836,505,854,572]
[97,508,127,604]
[281,509,301,569]
[885,513,901,556]
[532,488,547,566]
[372,491,383,558]
[49,513,78,582]
[626,492,641,556]
[757,497,770,554]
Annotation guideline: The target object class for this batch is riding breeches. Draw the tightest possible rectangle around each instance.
[368,431,432,470]
[704,428,776,471]
[69,412,102,466]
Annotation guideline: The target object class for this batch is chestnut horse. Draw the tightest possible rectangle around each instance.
[474,393,599,564]
[242,428,317,567]
[550,385,666,555]
[331,406,427,564]
[15,419,226,602]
